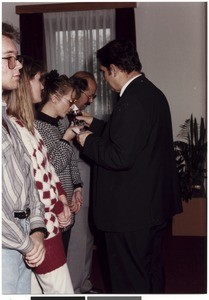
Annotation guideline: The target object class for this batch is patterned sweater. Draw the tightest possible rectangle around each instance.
[9,116,67,274]
[35,112,83,204]
[9,116,66,238]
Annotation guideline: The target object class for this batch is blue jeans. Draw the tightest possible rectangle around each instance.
[2,219,31,294]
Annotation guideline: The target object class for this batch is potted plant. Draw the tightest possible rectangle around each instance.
[174,114,207,201]
[172,114,207,236]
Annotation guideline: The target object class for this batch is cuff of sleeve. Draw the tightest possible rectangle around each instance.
[51,200,64,215]
[60,139,71,146]
[83,133,96,156]
[56,181,67,197]
[30,227,48,239]
[89,118,97,131]
[74,183,83,190]
[30,217,46,231]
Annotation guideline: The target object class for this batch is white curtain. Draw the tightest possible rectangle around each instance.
[43,10,116,119]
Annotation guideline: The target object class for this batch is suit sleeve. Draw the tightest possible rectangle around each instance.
[89,118,106,135]
[83,98,148,170]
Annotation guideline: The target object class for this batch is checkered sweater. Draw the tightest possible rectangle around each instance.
[9,116,65,239]
[35,112,83,204]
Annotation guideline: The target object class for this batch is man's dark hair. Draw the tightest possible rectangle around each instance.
[2,22,20,43]
[97,39,142,74]
[69,76,88,97]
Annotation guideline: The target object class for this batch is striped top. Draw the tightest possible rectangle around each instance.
[35,112,83,204]
[2,102,46,253]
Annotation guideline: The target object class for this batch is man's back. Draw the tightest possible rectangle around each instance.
[87,75,182,231]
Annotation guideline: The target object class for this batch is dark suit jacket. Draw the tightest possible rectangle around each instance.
[83,74,182,232]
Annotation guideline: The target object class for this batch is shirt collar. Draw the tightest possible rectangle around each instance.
[36,111,60,127]
[120,74,142,97]
[71,104,79,112]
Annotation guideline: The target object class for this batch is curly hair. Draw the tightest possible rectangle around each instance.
[41,69,88,107]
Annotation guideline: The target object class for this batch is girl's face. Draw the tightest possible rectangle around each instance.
[30,72,44,103]
[54,90,75,118]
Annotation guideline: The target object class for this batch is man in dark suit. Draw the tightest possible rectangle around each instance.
[76,39,182,293]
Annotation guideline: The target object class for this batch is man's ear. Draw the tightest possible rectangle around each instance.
[110,64,118,77]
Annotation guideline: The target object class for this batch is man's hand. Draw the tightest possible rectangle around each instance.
[76,130,93,147]
[76,115,93,127]
[24,232,46,267]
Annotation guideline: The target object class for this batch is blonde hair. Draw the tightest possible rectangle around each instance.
[6,56,44,133]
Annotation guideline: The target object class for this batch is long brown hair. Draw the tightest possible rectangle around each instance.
[6,55,44,133]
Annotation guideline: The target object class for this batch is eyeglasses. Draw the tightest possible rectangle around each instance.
[62,97,77,105]
[81,90,96,101]
[2,55,22,70]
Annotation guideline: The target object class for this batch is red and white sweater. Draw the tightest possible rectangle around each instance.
[10,116,67,274]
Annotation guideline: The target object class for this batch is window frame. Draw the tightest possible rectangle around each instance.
[16,2,136,14]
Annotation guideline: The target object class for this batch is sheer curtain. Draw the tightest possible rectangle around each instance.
[43,10,116,119]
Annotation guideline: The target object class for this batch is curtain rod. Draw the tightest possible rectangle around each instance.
[16,2,137,14]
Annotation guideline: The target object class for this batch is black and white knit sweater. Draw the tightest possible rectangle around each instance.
[35,112,83,205]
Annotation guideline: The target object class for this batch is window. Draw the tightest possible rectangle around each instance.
[44,10,116,119]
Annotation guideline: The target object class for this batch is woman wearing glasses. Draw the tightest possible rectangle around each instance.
[2,54,22,68]
[35,70,86,255]
[2,23,46,295]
